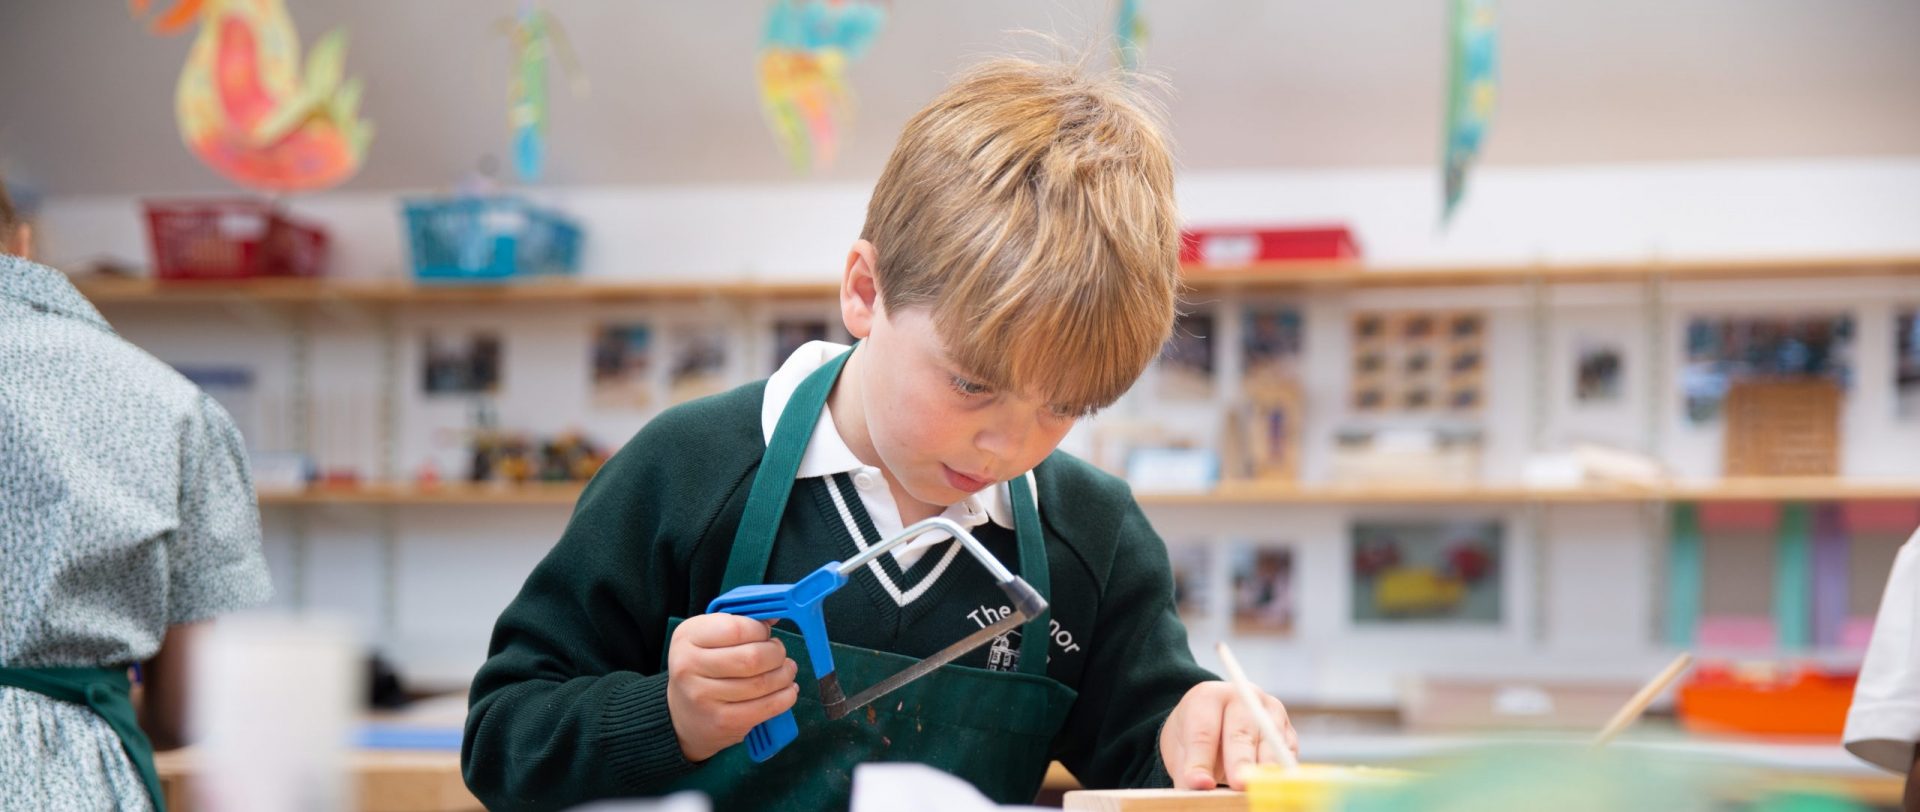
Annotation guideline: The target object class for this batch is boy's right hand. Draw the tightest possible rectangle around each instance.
[666,613,801,762]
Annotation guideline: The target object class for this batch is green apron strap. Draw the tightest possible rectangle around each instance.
[1008,474,1050,676]
[0,666,166,811]
[721,345,856,592]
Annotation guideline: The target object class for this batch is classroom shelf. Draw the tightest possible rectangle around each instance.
[1180,253,1920,290]
[71,275,841,304]
[255,478,1920,508]
[71,254,1920,305]
[258,481,590,506]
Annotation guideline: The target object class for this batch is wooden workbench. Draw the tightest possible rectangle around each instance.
[153,747,481,812]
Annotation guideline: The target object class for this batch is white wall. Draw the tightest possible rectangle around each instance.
[70,157,1920,698]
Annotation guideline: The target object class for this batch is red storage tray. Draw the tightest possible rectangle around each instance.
[1180,224,1361,267]
[143,198,329,281]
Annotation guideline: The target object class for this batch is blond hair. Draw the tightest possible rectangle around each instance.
[861,55,1180,416]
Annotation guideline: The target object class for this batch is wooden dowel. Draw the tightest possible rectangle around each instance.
[1215,642,1299,769]
[1592,652,1694,747]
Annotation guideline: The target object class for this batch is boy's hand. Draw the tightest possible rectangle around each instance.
[666,614,800,763]
[1160,681,1298,791]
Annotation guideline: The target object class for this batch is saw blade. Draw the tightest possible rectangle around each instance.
[822,609,1028,720]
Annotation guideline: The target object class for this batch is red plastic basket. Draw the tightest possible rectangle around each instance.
[1180,224,1361,267]
[143,199,329,281]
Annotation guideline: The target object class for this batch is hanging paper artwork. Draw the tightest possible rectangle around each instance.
[1441,0,1497,225]
[1114,0,1146,71]
[500,3,587,183]
[758,0,888,174]
[132,0,373,192]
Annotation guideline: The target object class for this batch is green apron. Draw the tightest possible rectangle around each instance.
[663,345,1076,811]
[0,665,166,811]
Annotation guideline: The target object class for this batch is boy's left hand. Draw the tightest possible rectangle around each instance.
[1160,681,1298,791]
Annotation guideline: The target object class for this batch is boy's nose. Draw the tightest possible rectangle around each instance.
[975,412,1033,462]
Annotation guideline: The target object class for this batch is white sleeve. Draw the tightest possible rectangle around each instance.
[1845,527,1920,774]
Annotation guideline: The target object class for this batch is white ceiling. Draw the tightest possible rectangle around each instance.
[2,0,1916,196]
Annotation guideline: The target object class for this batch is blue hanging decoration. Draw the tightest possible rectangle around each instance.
[1114,0,1146,71]
[1442,0,1498,225]
[501,2,587,183]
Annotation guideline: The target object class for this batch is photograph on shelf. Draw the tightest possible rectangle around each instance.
[1351,520,1502,625]
[591,322,654,410]
[422,331,502,396]
[1682,313,1854,424]
[1169,542,1213,621]
[1230,543,1295,635]
[1242,304,1304,388]
[1158,309,1216,400]
[1225,381,1303,482]
[1898,308,1920,420]
[667,323,732,405]
[771,318,830,373]
[1573,336,1625,405]
[1349,310,1485,417]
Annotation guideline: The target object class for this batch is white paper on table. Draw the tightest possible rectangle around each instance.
[850,763,1053,812]
[569,793,710,812]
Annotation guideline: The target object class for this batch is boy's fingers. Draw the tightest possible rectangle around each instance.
[1220,700,1263,790]
[699,639,789,679]
[1177,694,1228,789]
[691,659,799,703]
[683,613,772,648]
[722,682,800,732]
[1266,695,1300,759]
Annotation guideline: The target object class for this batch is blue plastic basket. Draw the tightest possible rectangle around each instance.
[403,196,582,281]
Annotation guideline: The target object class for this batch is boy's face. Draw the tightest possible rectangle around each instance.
[841,241,1077,507]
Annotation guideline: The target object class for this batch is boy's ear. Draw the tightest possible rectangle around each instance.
[841,239,881,339]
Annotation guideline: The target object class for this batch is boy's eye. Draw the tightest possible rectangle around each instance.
[950,375,991,397]
[1045,404,1085,421]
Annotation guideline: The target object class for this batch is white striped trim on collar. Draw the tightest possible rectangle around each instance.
[823,473,964,608]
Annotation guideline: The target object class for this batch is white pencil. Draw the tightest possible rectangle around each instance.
[1215,641,1299,769]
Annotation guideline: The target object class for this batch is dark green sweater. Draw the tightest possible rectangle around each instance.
[463,380,1215,811]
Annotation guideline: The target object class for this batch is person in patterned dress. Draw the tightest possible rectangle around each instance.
[0,179,274,811]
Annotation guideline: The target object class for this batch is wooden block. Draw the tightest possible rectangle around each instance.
[1063,789,1248,811]
[152,748,481,812]
[1722,379,1840,477]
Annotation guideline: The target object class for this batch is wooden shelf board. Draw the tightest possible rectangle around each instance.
[257,479,1920,507]
[72,255,1920,304]
[1137,481,1662,505]
[1179,255,1920,290]
[72,276,841,305]
[258,482,586,506]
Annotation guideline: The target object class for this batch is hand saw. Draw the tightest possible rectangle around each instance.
[706,515,1047,762]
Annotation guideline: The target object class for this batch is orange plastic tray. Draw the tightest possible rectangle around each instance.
[1675,663,1855,737]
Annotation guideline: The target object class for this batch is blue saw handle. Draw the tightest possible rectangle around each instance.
[705,563,848,761]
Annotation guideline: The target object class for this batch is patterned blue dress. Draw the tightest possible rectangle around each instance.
[0,256,273,810]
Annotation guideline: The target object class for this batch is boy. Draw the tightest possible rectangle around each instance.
[463,56,1295,812]
[1844,525,1920,812]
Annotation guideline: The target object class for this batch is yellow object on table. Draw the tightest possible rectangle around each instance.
[1062,765,1408,812]
[1245,763,1410,812]
[1062,788,1247,811]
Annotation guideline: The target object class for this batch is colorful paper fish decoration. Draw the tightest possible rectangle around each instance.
[132,0,373,192]
[757,0,887,174]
